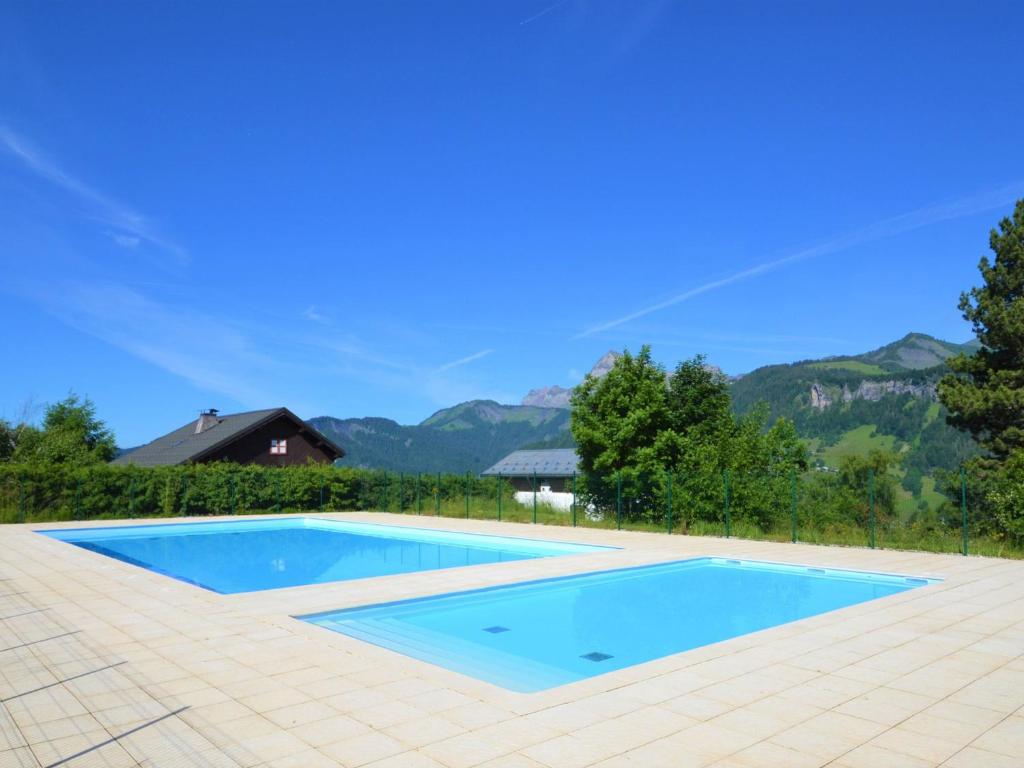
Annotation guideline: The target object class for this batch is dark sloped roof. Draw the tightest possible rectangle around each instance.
[480,449,579,477]
[111,408,344,467]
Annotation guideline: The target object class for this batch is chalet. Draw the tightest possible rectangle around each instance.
[480,448,579,492]
[112,408,344,467]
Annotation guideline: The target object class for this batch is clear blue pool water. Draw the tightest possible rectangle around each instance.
[40,518,610,594]
[303,557,939,692]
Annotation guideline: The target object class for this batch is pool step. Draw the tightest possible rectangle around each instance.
[316,615,573,691]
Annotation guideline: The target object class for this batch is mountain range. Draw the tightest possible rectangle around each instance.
[310,333,977,506]
[309,354,620,474]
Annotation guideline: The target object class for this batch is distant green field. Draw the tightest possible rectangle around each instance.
[808,360,887,375]
[920,474,947,508]
[817,425,950,519]
[819,424,896,466]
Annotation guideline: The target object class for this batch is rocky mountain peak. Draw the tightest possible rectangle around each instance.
[520,351,622,409]
[521,386,573,409]
[588,350,622,379]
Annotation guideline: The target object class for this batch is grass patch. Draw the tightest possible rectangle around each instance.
[809,360,886,375]
[820,425,896,467]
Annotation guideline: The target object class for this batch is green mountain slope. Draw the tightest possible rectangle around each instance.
[309,401,570,473]
[730,333,979,512]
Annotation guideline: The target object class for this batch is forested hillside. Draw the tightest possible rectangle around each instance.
[309,401,570,473]
[730,333,978,513]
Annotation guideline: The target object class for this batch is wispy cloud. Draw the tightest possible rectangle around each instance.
[34,281,282,407]
[520,0,571,26]
[432,348,494,374]
[573,183,1024,339]
[0,126,187,263]
[109,233,141,248]
[302,305,332,325]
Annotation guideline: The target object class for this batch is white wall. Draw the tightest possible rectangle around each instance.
[513,489,574,512]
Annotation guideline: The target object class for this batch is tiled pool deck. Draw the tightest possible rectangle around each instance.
[1,513,1022,767]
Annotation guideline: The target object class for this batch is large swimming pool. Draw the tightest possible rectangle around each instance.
[303,557,938,692]
[40,518,610,594]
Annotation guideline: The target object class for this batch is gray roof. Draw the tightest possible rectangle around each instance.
[111,408,343,467]
[480,449,579,477]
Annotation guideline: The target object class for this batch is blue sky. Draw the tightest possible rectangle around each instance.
[2,1,1022,446]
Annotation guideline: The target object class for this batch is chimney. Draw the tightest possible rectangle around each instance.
[194,408,220,434]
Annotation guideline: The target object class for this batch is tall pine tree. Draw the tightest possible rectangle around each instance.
[939,199,1024,461]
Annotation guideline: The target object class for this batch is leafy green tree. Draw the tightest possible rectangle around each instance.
[985,450,1024,545]
[666,355,732,443]
[939,199,1024,461]
[762,417,808,473]
[12,393,116,465]
[0,419,17,461]
[798,450,899,534]
[570,346,671,509]
[571,347,808,525]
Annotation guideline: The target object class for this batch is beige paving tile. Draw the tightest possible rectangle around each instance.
[866,726,967,764]
[0,747,41,768]
[29,733,138,768]
[832,686,933,725]
[288,712,371,747]
[969,714,1024,758]
[321,729,407,767]
[831,742,936,768]
[941,745,1024,768]
[724,740,825,767]
[363,750,448,768]
[257,748,341,767]
[520,733,619,768]
[262,700,338,729]
[349,699,427,729]
[469,755,547,768]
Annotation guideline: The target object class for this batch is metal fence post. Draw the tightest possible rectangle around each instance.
[465,471,471,519]
[497,473,502,521]
[616,472,622,531]
[571,472,577,528]
[790,469,797,543]
[18,472,25,523]
[868,469,876,549]
[723,470,731,538]
[532,470,538,524]
[666,471,673,535]
[960,466,969,556]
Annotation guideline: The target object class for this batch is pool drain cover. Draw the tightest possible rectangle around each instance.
[580,651,613,662]
[483,626,510,633]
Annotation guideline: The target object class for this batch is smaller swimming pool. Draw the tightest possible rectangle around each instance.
[302,557,940,692]
[40,518,611,594]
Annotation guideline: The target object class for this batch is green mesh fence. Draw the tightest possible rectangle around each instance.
[1,462,1020,558]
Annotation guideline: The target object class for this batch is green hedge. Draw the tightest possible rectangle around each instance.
[0,464,510,522]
